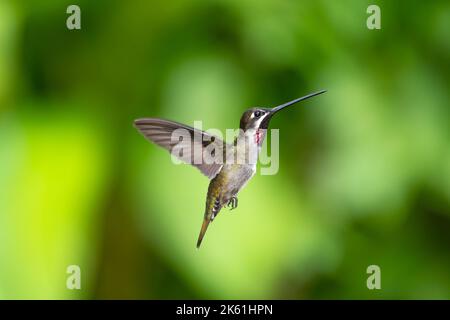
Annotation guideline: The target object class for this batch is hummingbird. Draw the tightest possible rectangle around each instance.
[134,90,326,248]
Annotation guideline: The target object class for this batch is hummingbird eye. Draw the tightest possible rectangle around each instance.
[254,111,263,118]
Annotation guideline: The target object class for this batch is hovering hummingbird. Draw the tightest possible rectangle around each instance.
[134,90,326,248]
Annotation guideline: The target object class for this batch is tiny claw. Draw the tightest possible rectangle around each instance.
[227,196,238,210]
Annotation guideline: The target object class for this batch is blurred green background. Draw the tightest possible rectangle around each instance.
[0,0,449,299]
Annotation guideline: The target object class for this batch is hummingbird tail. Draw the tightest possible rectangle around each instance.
[196,218,211,249]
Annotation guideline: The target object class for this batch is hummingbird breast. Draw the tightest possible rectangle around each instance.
[204,132,261,221]
[222,163,256,198]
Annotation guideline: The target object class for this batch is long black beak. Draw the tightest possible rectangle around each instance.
[270,89,327,114]
[259,90,326,129]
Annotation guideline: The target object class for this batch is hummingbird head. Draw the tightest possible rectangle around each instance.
[239,107,272,131]
[239,90,327,131]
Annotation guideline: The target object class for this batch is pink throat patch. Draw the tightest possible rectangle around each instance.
[255,129,263,145]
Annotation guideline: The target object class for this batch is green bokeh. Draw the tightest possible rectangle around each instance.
[0,0,448,299]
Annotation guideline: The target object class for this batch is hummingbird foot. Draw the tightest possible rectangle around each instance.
[227,196,238,210]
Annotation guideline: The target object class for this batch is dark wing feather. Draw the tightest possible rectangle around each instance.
[134,118,228,179]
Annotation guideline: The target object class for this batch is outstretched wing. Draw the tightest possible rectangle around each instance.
[134,118,229,179]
